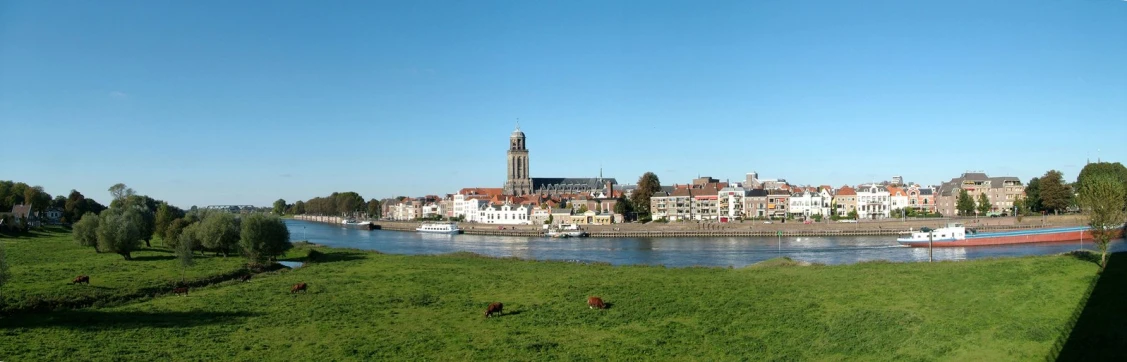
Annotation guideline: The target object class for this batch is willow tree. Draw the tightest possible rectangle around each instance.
[199,213,240,257]
[96,207,145,260]
[239,213,292,265]
[72,212,102,252]
[1077,174,1127,268]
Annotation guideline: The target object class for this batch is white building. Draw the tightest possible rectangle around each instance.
[387,202,418,221]
[787,190,829,218]
[856,184,891,220]
[476,203,532,225]
[717,187,748,222]
[421,202,444,219]
[889,187,909,216]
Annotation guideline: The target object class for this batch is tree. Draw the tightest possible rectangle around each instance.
[367,199,381,219]
[51,195,67,210]
[1076,174,1127,268]
[546,214,553,224]
[108,183,135,202]
[64,190,88,224]
[976,193,992,215]
[1039,170,1072,215]
[239,213,292,264]
[614,197,632,216]
[293,200,306,215]
[273,199,287,215]
[577,205,589,213]
[154,202,175,246]
[178,222,204,255]
[72,212,102,252]
[1024,177,1043,213]
[956,189,975,216]
[164,218,191,249]
[175,230,195,284]
[630,172,662,218]
[847,209,858,220]
[199,212,240,257]
[24,186,51,214]
[1077,162,1127,205]
[96,207,145,260]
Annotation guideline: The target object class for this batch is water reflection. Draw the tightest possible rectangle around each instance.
[285,220,1125,268]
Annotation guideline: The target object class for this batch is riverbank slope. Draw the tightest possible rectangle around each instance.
[0,230,1107,360]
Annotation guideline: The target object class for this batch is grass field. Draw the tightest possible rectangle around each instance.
[0,229,1113,360]
[0,227,248,313]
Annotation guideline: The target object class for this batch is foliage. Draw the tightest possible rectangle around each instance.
[107,183,135,202]
[1077,162,1127,205]
[154,202,174,245]
[1039,170,1073,215]
[577,205,589,214]
[956,189,975,216]
[0,242,8,300]
[367,199,381,219]
[847,210,858,220]
[293,200,306,215]
[812,214,823,222]
[976,193,992,215]
[302,192,366,216]
[613,196,631,216]
[0,248,1105,360]
[178,223,204,254]
[72,212,101,252]
[164,218,192,249]
[1024,177,1043,213]
[273,199,287,215]
[199,212,240,257]
[239,213,292,264]
[630,172,662,218]
[95,207,145,260]
[1076,174,1127,268]
[0,228,246,313]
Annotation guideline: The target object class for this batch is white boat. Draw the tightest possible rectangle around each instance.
[416,222,462,234]
[547,224,587,238]
[340,219,373,230]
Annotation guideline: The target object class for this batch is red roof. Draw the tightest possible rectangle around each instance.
[836,186,857,196]
[459,188,504,197]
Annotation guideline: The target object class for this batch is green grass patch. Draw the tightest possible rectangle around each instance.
[0,231,1110,360]
[0,228,249,313]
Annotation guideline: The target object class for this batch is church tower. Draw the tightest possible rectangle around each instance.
[503,125,533,196]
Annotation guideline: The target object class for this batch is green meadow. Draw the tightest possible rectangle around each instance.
[0,229,1115,360]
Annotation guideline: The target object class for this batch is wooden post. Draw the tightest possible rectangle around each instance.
[928,230,934,263]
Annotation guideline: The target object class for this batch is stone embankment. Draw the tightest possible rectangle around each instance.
[294,214,1084,238]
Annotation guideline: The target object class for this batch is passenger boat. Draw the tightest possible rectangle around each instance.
[416,222,462,234]
[340,219,373,230]
[896,222,1116,247]
[547,224,587,238]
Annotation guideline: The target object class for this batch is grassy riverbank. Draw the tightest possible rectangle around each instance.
[0,229,1110,360]
[0,227,249,313]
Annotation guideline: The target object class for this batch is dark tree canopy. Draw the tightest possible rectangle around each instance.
[1077,162,1127,205]
[367,199,381,219]
[956,189,975,216]
[1038,170,1072,214]
[302,192,366,216]
[1024,177,1043,213]
[273,199,287,215]
[72,212,101,252]
[630,172,662,217]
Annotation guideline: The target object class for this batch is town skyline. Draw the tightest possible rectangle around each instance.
[4,1,1125,207]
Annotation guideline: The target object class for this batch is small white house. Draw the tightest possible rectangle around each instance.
[477,203,532,225]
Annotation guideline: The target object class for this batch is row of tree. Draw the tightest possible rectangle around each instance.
[273,192,383,219]
[0,180,109,231]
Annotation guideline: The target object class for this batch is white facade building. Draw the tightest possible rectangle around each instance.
[717,187,747,222]
[476,203,532,225]
[788,191,829,218]
[856,184,891,219]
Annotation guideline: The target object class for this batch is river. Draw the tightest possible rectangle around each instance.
[285,220,1126,267]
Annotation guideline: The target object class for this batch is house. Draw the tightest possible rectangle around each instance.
[717,187,748,222]
[10,204,41,228]
[477,202,531,225]
[44,207,64,224]
[936,173,1024,216]
[767,189,790,219]
[887,186,909,216]
[856,184,891,219]
[788,189,830,219]
[906,184,936,212]
[743,189,769,218]
[692,184,720,221]
[833,186,857,217]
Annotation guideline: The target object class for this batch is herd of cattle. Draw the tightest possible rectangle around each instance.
[70,274,608,317]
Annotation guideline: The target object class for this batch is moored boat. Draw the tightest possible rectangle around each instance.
[341,219,373,230]
[896,222,1117,247]
[547,224,587,238]
[417,222,462,234]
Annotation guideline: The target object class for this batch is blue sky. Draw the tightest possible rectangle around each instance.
[2,0,1125,207]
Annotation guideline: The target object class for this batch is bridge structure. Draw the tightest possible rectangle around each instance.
[203,205,261,213]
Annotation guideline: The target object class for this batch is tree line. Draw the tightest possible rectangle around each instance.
[69,183,291,266]
[0,180,108,232]
[273,192,382,219]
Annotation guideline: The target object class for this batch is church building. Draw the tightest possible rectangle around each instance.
[502,126,616,197]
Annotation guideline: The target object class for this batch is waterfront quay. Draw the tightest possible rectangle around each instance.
[293,214,1084,238]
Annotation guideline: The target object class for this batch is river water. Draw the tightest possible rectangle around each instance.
[285,220,1126,267]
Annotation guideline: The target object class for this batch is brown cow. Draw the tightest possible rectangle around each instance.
[71,275,90,285]
[173,287,189,296]
[291,282,307,294]
[484,302,503,318]
[587,296,606,309]
[239,274,252,282]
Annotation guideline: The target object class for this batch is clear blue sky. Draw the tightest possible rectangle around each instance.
[3,0,1125,207]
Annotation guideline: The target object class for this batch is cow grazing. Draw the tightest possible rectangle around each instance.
[291,282,308,294]
[71,275,90,285]
[587,296,606,309]
[485,302,503,318]
[239,274,252,282]
[173,287,189,296]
